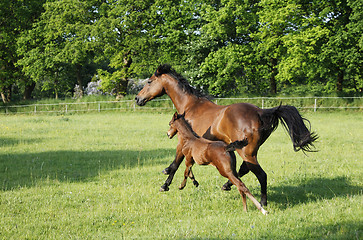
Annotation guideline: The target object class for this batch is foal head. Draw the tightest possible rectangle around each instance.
[167,112,182,139]
[167,112,199,139]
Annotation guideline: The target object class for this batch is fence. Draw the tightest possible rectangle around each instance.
[0,97,362,115]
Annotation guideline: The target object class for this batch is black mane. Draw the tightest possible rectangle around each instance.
[155,64,206,98]
[176,113,200,138]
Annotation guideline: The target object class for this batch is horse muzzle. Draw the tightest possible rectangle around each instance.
[135,96,147,106]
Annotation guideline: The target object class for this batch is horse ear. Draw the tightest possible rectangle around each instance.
[155,64,171,77]
[173,112,178,120]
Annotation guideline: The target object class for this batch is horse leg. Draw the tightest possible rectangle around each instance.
[160,150,184,192]
[223,148,268,206]
[188,168,199,187]
[228,175,268,215]
[215,157,268,215]
[246,162,267,207]
[222,161,250,191]
[179,159,194,190]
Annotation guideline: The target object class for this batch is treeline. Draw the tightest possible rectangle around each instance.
[1,0,362,103]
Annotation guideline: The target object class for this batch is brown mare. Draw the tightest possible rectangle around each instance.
[167,112,268,215]
[135,64,318,206]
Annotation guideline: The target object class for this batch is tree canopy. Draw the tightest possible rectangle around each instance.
[1,0,362,103]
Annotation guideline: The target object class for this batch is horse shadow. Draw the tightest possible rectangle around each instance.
[268,176,361,209]
[0,148,175,191]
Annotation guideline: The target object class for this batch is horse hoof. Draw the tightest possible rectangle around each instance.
[221,184,231,191]
[162,168,170,175]
[193,181,199,187]
[159,185,169,192]
[260,200,267,207]
[261,207,269,215]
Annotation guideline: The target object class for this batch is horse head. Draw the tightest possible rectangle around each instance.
[167,112,180,139]
[167,112,186,139]
[135,65,172,106]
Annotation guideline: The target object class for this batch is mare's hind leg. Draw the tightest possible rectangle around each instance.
[246,162,267,206]
[160,149,184,192]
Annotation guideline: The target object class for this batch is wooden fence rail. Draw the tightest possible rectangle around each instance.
[0,97,362,115]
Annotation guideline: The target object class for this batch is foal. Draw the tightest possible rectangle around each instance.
[167,112,268,215]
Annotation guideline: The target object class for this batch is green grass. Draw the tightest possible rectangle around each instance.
[0,111,362,239]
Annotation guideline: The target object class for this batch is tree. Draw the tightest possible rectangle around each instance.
[0,0,45,103]
[191,0,263,96]
[274,0,362,93]
[93,0,158,98]
[18,0,102,98]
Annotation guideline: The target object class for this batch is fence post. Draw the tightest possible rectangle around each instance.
[133,102,136,111]
[262,99,264,109]
[65,104,68,113]
[34,105,37,114]
[314,98,317,112]
[98,103,101,112]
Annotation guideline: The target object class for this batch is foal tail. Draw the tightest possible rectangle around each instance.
[260,105,318,152]
[225,139,248,152]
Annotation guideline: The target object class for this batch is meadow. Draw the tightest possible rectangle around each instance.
[0,110,362,239]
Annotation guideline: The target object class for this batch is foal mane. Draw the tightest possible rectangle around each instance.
[175,113,200,139]
[155,64,206,98]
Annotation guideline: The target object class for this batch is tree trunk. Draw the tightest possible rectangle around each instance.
[1,86,12,103]
[269,58,277,94]
[23,81,36,100]
[75,64,83,97]
[336,70,344,92]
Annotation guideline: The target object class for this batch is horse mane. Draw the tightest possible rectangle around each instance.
[155,64,206,98]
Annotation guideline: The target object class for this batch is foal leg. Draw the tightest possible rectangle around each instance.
[160,150,184,192]
[188,168,199,187]
[179,160,194,190]
[222,161,250,191]
[228,175,268,215]
[215,159,267,215]
[222,155,268,206]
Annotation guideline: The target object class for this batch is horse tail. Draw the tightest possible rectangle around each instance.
[260,105,318,152]
[225,139,248,152]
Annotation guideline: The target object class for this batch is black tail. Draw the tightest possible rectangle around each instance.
[260,105,318,152]
[225,139,248,152]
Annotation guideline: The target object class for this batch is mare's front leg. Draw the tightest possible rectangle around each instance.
[160,147,184,192]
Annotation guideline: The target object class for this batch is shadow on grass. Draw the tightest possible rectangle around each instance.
[0,137,44,147]
[268,176,362,209]
[0,148,175,190]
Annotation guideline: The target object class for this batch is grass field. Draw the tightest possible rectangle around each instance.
[0,111,362,239]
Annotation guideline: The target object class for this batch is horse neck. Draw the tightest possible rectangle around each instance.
[175,120,198,141]
[162,76,199,113]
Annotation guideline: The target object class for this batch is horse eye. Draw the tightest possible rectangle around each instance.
[147,79,152,84]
